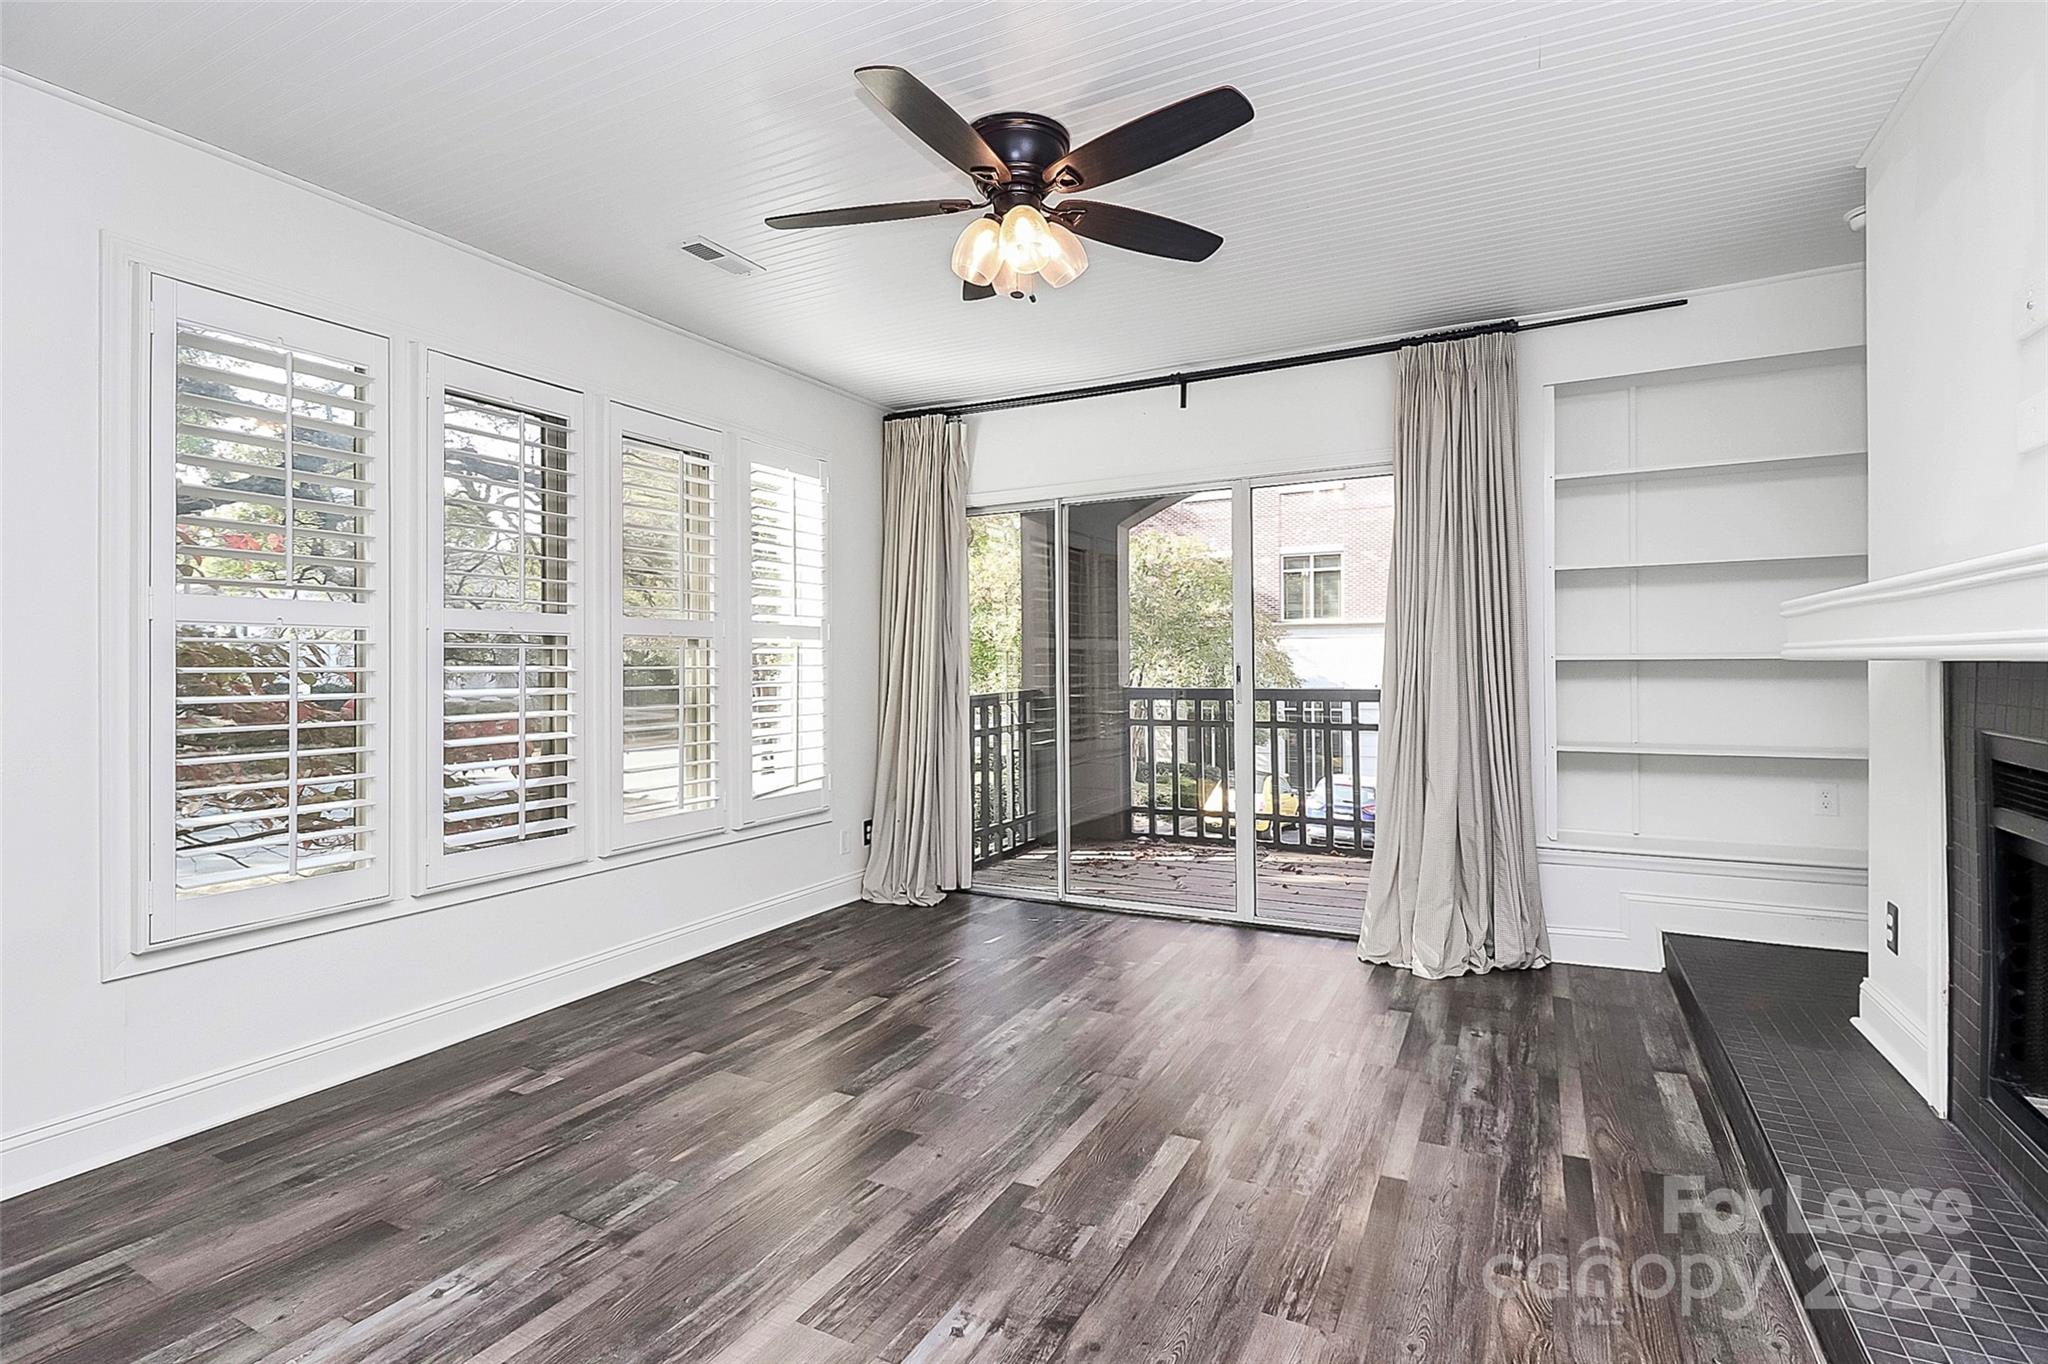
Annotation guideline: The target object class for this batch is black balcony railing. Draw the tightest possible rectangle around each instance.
[970,688,1054,866]
[967,685,1378,866]
[1127,687,1379,854]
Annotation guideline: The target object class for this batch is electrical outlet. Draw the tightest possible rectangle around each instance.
[1813,782,1840,817]
[838,829,855,856]
[863,819,873,846]
[1886,902,1899,954]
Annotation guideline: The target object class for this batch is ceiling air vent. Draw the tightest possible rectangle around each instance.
[680,238,764,277]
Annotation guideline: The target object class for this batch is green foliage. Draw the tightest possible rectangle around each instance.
[968,514,1024,694]
[1125,529,1298,688]
[967,518,1300,695]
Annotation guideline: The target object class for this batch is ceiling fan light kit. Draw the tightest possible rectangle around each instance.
[952,204,1088,297]
[765,66,1251,301]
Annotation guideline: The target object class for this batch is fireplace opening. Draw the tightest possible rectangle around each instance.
[1985,733,2048,1147]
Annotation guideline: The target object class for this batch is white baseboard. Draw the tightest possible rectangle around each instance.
[1853,977,1941,1109]
[1628,891,1867,952]
[1549,891,1866,972]
[1547,924,1645,970]
[0,873,864,1199]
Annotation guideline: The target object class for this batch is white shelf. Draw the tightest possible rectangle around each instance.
[1549,829,1868,871]
[1554,652,1787,662]
[1555,741,1867,761]
[1554,551,1867,573]
[1547,352,1872,874]
[1553,448,1865,486]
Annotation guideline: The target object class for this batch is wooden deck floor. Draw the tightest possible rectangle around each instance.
[974,839,1371,934]
[1,897,1814,1364]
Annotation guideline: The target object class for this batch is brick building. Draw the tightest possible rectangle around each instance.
[1140,476,1393,688]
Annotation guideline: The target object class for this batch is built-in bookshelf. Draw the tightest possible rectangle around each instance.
[1545,348,1870,869]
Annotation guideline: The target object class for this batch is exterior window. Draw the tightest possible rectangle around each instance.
[743,444,828,820]
[125,269,839,965]
[1281,552,1343,621]
[150,280,388,942]
[612,405,722,848]
[426,355,582,886]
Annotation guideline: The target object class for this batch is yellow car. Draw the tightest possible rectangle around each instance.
[1201,775,1297,835]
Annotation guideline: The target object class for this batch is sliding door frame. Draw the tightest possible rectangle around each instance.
[964,499,1067,905]
[967,462,1386,935]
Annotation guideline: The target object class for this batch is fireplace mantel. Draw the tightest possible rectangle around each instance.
[1780,542,2048,661]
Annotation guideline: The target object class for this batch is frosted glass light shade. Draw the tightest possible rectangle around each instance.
[1039,221,1089,288]
[987,259,1032,296]
[950,216,1000,286]
[998,205,1056,275]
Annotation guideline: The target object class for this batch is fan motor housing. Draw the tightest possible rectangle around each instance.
[972,112,1070,203]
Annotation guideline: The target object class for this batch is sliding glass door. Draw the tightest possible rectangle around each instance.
[1247,477,1386,930]
[964,474,1385,932]
[965,507,1059,898]
[1063,490,1238,915]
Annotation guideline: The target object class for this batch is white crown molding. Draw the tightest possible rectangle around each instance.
[1782,543,2048,661]
[0,67,881,414]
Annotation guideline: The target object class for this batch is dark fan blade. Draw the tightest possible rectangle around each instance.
[963,281,996,301]
[1045,87,1252,193]
[765,199,977,230]
[1056,200,1222,261]
[855,66,1009,184]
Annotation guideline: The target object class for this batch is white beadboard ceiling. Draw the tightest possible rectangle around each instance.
[2,0,1953,409]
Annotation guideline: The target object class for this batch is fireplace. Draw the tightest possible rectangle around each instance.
[1950,662,2048,1217]
[1983,734,2048,1146]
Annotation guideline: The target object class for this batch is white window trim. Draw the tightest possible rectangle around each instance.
[1280,549,1344,622]
[420,351,589,892]
[96,240,839,981]
[738,437,831,827]
[604,400,730,853]
[142,276,395,946]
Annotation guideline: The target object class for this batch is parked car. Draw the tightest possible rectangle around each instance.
[1200,774,1297,835]
[1306,775,1376,848]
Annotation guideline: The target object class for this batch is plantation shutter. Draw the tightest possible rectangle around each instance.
[611,404,724,849]
[149,279,389,942]
[742,441,829,823]
[425,353,585,887]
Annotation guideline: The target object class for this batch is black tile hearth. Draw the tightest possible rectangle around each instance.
[1668,934,2048,1364]
[1949,661,2048,1219]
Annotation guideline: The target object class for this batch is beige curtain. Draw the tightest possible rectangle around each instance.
[862,414,973,905]
[1360,332,1550,977]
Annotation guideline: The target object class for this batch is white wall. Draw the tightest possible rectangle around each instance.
[0,80,883,1194]
[1864,3,2048,583]
[970,268,1872,969]
[1856,0,2048,1108]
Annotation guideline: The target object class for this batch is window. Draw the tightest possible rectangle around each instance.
[1281,552,1343,621]
[425,354,583,887]
[611,405,723,849]
[149,280,388,941]
[743,443,828,821]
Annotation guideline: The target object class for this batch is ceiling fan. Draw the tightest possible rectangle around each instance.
[764,66,1253,301]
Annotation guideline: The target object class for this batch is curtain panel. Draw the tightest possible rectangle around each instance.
[1360,331,1551,977]
[861,414,973,905]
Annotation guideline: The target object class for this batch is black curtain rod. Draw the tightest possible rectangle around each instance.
[889,296,1688,420]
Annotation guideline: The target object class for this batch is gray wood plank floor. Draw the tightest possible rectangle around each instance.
[1,896,1815,1363]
